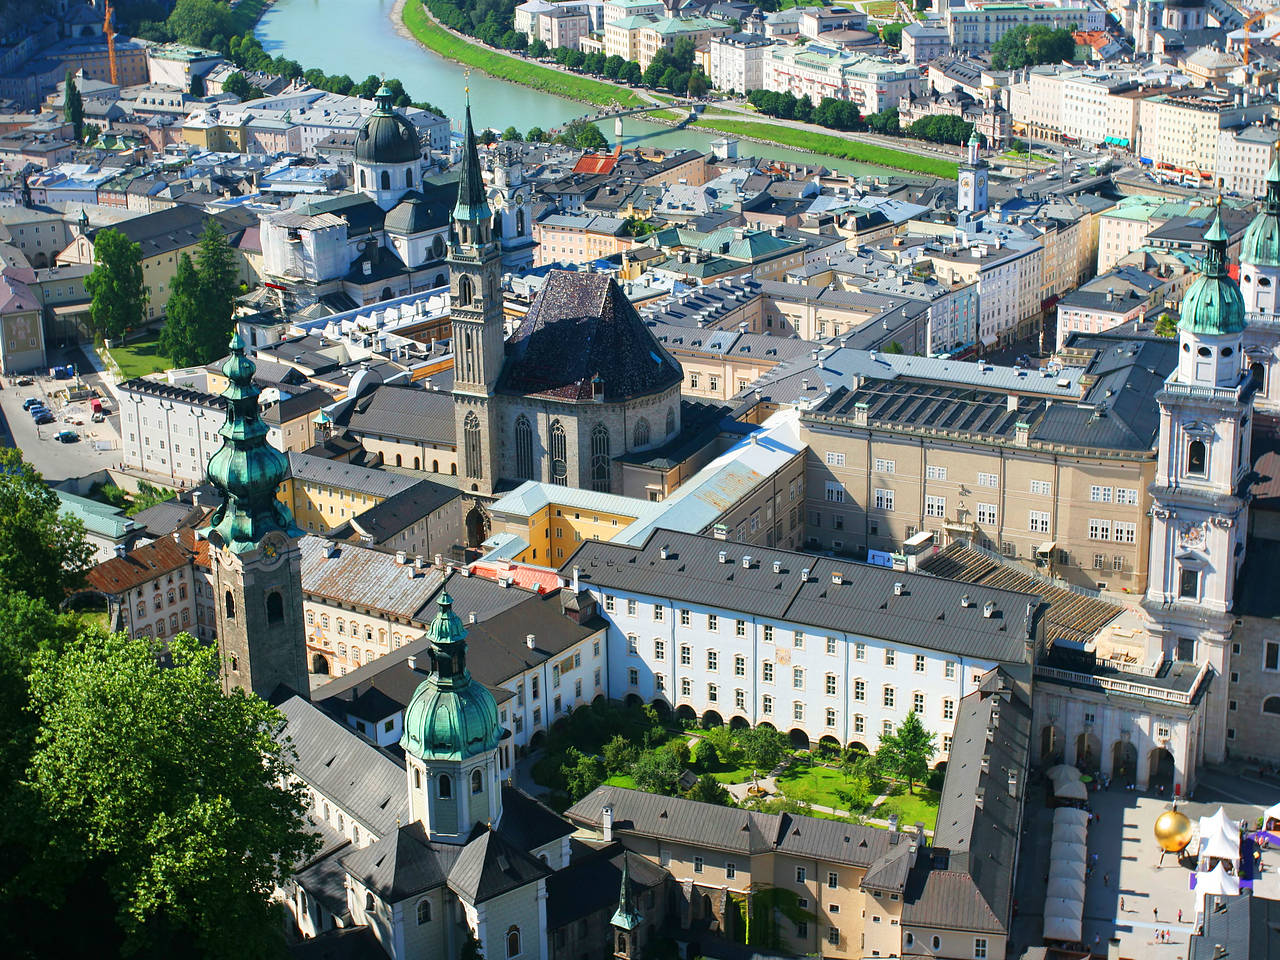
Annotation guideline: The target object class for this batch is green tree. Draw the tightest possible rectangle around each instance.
[0,450,92,607]
[688,70,709,98]
[502,125,524,142]
[84,228,147,342]
[692,738,719,770]
[604,54,626,78]
[222,70,256,101]
[866,107,900,136]
[165,0,234,49]
[632,748,683,795]
[672,36,696,72]
[556,118,607,150]
[193,217,238,360]
[740,726,788,777]
[63,70,83,142]
[602,733,638,774]
[876,710,936,794]
[623,61,643,85]
[189,71,205,97]
[25,631,320,957]
[561,747,606,800]
[881,21,905,47]
[528,38,549,58]
[883,340,905,354]
[157,254,203,368]
[990,25,1076,70]
[686,773,732,805]
[527,125,546,142]
[1154,312,1177,337]
[643,60,666,88]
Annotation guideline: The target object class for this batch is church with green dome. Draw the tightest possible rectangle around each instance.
[1240,156,1280,414]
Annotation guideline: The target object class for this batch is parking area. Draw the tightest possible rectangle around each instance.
[1011,769,1280,959]
[0,371,120,481]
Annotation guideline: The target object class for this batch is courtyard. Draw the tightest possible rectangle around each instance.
[1010,768,1280,959]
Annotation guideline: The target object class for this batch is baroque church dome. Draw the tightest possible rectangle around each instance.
[401,593,502,762]
[1180,210,1246,337]
[1241,157,1280,269]
[355,84,421,165]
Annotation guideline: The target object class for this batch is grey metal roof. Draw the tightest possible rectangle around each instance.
[545,845,667,929]
[341,821,458,903]
[335,382,456,446]
[294,821,355,918]
[347,479,461,544]
[562,531,1038,663]
[277,695,409,840]
[300,536,444,618]
[1188,889,1280,960]
[287,453,424,500]
[446,827,551,904]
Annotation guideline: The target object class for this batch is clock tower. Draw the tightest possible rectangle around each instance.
[204,335,309,701]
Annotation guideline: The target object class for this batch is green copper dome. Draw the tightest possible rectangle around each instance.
[355,84,421,165]
[1179,210,1246,336]
[204,335,300,552]
[401,593,501,762]
[453,101,492,224]
[1241,156,1280,268]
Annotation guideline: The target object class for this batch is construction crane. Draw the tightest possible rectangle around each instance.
[104,1,117,85]
[1240,4,1280,66]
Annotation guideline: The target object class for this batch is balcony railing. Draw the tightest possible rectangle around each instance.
[1035,659,1210,706]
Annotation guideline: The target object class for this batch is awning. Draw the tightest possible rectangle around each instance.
[1053,821,1088,845]
[1139,157,1153,165]
[1045,897,1083,921]
[1044,914,1083,942]
[1037,541,1057,556]
[1055,779,1089,802]
[1050,839,1087,864]
[1048,858,1086,882]
[1047,876,1086,902]
[980,334,998,347]
[1055,808,1090,828]
[1104,136,1130,146]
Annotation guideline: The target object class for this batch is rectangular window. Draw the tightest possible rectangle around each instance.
[1030,480,1052,496]
[913,692,925,713]
[708,614,718,631]
[793,701,804,721]
[793,667,804,689]
[914,654,926,673]
[762,662,774,682]
[1116,487,1139,505]
[735,689,745,708]
[824,481,845,503]
[1089,518,1112,541]
[734,655,746,676]
[1179,567,1199,599]
[793,630,803,648]
[943,734,953,752]
[874,488,894,511]
[1030,510,1051,534]
[694,856,704,873]
[1266,641,1280,672]
[726,862,736,879]
[977,503,997,524]
[885,648,895,667]
[874,458,896,474]
[1090,485,1113,503]
[1115,521,1137,543]
[854,642,865,661]
[854,678,865,701]
[854,714,865,734]
[736,620,746,637]
[826,636,837,655]
[707,650,717,671]
[827,928,840,947]
[680,645,691,666]
[762,694,773,715]
[926,464,947,480]
[679,609,691,626]
[653,605,664,622]
[681,678,691,697]
[627,635,638,656]
[605,595,615,613]
[943,698,955,720]
[975,938,988,959]
[977,472,999,488]
[655,640,666,661]
[825,674,837,696]
[827,871,838,890]
[825,451,845,466]
[925,495,946,518]
[708,683,718,702]
[626,599,637,616]
[796,867,807,884]
[883,686,895,708]
[825,706,836,727]
[764,625,774,643]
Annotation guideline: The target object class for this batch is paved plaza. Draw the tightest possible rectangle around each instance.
[1011,770,1280,959]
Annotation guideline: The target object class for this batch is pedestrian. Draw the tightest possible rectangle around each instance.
[1104,872,1110,887]
[1178,908,1183,924]
[1154,906,1159,922]
[1120,896,1126,912]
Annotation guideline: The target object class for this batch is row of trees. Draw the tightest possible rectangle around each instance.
[0,450,315,958]
[990,24,1077,70]
[747,90,982,147]
[158,219,240,367]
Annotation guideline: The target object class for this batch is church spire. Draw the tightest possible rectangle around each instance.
[454,99,491,224]
[204,335,299,552]
[610,853,642,931]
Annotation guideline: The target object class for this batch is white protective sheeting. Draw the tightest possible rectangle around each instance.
[1045,897,1084,921]
[1055,808,1090,828]
[1198,809,1240,863]
[1194,863,1241,916]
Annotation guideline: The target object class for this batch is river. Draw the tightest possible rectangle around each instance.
[254,0,919,179]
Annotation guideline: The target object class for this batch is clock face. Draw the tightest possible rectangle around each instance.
[259,533,286,564]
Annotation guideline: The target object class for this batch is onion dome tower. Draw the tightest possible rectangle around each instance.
[401,592,504,842]
[1240,157,1280,410]
[354,82,423,210]
[1176,208,1245,389]
[205,335,309,701]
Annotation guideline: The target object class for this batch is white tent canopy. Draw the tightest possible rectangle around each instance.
[1051,840,1087,864]
[1204,807,1239,839]
[1047,765,1082,783]
[1049,858,1087,883]
[1263,801,1280,827]
[1055,808,1090,828]
[1047,876,1086,902]
[1055,779,1089,801]
[1195,863,1241,916]
[1045,897,1084,921]
[1052,821,1088,845]
[1044,914,1083,942]
[1198,809,1241,863]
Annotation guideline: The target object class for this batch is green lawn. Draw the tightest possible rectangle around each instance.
[1002,150,1055,164]
[864,0,899,15]
[774,760,861,810]
[402,0,643,110]
[108,336,170,380]
[688,116,958,178]
[874,785,941,831]
[604,774,638,789]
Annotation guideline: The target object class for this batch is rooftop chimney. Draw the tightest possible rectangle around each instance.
[832,571,844,585]
[469,612,477,623]
[407,655,418,671]
[396,550,407,565]
[741,555,751,569]
[773,560,782,574]
[893,581,904,596]
[718,550,728,563]
[602,804,614,842]
[660,546,669,560]
[983,601,995,618]
[114,543,127,559]
[526,634,536,649]
[801,567,810,582]
[1007,394,1018,413]
[571,565,580,592]
[961,594,973,608]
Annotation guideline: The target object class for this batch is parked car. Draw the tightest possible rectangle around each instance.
[33,411,54,425]
[15,377,33,386]
[54,429,78,443]
[28,404,49,418]
[22,397,42,410]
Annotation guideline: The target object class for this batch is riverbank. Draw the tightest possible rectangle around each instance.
[397,0,644,109]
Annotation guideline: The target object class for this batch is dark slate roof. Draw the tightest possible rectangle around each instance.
[288,926,385,960]
[335,382,455,445]
[498,271,683,403]
[546,845,667,929]
[1188,889,1280,960]
[348,478,461,543]
[277,695,409,839]
[447,826,551,904]
[1233,537,1280,620]
[562,531,1038,664]
[262,388,332,426]
[384,187,450,238]
[294,821,355,918]
[128,498,206,538]
[493,787,576,854]
[86,204,242,258]
[341,821,458,903]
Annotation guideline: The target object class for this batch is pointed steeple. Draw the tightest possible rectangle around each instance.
[610,852,642,931]
[1178,206,1246,337]
[204,335,299,551]
[454,99,492,224]
[1241,153,1280,269]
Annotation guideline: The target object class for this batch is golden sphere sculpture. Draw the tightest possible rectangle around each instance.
[1154,808,1193,853]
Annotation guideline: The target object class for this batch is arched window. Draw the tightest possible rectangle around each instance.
[266,591,284,624]
[432,459,439,472]
[464,412,483,479]
[471,768,484,794]
[666,406,676,437]
[516,208,526,236]
[438,773,452,799]
[359,169,367,188]
[406,169,413,188]
[457,275,474,308]
[432,236,445,260]
[224,591,235,619]
[550,419,568,485]
[396,454,402,467]
[492,213,503,238]
[506,926,521,958]
[414,457,420,470]
[1188,439,1207,476]
[323,802,330,821]
[591,423,611,492]
[417,899,431,924]
[1265,696,1280,716]
[353,825,359,844]
[413,767,421,789]
[633,417,650,448]
[514,415,534,480]
[167,588,175,605]
[380,170,390,190]
[365,891,375,912]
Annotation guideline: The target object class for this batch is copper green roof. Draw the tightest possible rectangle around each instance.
[453,102,492,224]
[1179,210,1245,336]
[400,593,501,763]
[203,335,301,552]
[1241,156,1280,268]
[610,852,642,931]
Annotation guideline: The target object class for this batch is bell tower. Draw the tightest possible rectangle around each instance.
[1144,209,1254,771]
[204,335,309,701]
[1240,154,1280,414]
[957,131,988,215]
[450,99,504,497]
[610,853,642,960]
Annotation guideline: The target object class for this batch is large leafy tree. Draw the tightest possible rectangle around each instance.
[740,726,788,777]
[991,25,1076,70]
[165,0,234,49]
[62,70,83,141]
[876,710,937,794]
[84,227,147,342]
[195,217,238,358]
[0,450,93,607]
[24,631,319,958]
[157,253,203,368]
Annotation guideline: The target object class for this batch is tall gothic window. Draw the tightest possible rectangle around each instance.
[405,169,413,188]
[550,420,567,485]
[464,412,483,479]
[514,415,534,480]
[380,170,390,190]
[359,169,366,188]
[591,423,611,492]
[457,275,474,308]
[666,406,676,437]
[516,209,526,236]
[633,417,650,448]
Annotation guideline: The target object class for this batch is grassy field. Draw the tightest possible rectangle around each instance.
[774,760,859,809]
[604,774,638,789]
[689,116,958,178]
[864,0,899,15]
[108,336,169,380]
[402,0,643,109]
[875,785,941,831]
[1002,150,1055,164]
[230,0,273,34]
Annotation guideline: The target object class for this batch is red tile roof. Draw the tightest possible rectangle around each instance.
[572,145,622,176]
[85,536,193,595]
[469,559,561,594]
